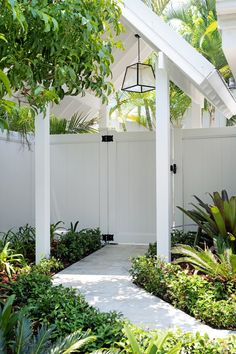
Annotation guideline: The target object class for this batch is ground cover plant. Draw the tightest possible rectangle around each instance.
[130,255,236,330]
[0,295,95,354]
[8,271,124,353]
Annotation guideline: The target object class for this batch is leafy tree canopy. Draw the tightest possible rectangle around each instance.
[0,0,123,113]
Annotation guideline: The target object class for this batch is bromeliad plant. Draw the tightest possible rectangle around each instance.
[178,190,236,252]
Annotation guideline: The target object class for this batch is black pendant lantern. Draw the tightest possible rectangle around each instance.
[121,34,155,93]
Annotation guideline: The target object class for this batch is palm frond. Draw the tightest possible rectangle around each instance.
[49,330,96,354]
[67,112,98,134]
[14,315,32,354]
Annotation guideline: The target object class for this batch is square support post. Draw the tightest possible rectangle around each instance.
[35,106,50,264]
[155,53,171,261]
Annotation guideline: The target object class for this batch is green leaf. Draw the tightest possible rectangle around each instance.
[0,70,11,95]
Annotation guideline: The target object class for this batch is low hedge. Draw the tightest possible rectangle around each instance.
[10,271,123,352]
[130,256,236,330]
[53,228,102,264]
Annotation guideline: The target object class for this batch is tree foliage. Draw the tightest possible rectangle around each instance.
[0,0,123,112]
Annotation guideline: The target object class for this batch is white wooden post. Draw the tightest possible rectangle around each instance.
[156,53,171,261]
[35,106,50,264]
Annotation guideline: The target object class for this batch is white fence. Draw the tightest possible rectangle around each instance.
[1,127,236,243]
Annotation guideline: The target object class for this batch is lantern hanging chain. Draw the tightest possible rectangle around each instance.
[135,34,141,63]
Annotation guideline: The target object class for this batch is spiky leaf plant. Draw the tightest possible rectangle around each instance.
[172,244,236,281]
[178,190,236,252]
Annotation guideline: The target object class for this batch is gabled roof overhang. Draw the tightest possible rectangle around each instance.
[121,0,236,118]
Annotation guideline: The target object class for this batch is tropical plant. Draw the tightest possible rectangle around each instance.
[67,113,98,134]
[68,221,80,233]
[32,257,63,276]
[166,0,230,125]
[130,255,236,329]
[10,273,124,351]
[0,0,123,112]
[178,190,236,252]
[2,224,35,263]
[0,295,96,353]
[123,326,181,354]
[50,113,98,135]
[0,243,23,278]
[172,244,236,281]
[49,115,67,135]
[144,0,171,16]
[54,228,101,264]
[110,91,155,131]
[50,221,66,241]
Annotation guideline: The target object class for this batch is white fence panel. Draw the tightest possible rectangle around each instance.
[50,134,102,231]
[0,133,35,231]
[180,127,236,229]
[109,132,156,244]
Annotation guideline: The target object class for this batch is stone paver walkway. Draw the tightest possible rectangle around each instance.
[53,245,235,339]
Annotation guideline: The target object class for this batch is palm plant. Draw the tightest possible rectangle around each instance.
[178,190,236,253]
[166,0,230,125]
[0,295,96,353]
[110,91,155,131]
[143,0,171,15]
[50,112,98,135]
[172,244,236,281]
[67,112,98,134]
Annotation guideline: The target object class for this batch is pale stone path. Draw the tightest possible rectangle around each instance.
[53,245,235,339]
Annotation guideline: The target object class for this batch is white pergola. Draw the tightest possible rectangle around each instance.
[35,0,236,263]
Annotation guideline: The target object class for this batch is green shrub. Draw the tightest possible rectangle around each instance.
[117,325,236,354]
[54,228,102,264]
[32,257,64,275]
[147,230,198,258]
[130,256,236,330]
[0,295,96,354]
[10,271,124,351]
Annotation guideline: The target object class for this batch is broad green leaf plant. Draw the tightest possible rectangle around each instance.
[178,190,236,253]
[0,0,123,114]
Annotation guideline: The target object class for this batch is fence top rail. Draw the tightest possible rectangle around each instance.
[182,127,236,140]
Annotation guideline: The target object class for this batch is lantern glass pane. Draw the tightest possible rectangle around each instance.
[138,63,155,88]
[122,64,138,90]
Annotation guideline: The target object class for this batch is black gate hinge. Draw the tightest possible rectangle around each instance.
[102,135,113,142]
[170,163,177,174]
